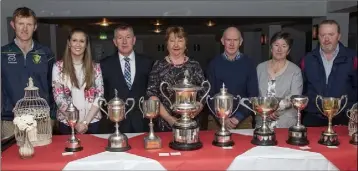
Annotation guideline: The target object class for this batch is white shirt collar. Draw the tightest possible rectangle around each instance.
[119,51,135,61]
[14,38,34,51]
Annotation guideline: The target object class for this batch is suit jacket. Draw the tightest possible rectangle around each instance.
[100,52,153,133]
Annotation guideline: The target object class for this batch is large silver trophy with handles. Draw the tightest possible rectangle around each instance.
[240,97,280,146]
[287,95,310,146]
[316,95,347,146]
[206,83,241,147]
[139,97,162,149]
[64,101,83,152]
[98,89,135,152]
[347,103,358,145]
[160,70,210,151]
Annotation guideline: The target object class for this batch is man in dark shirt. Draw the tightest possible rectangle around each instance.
[206,27,259,129]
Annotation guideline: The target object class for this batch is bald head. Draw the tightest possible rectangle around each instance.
[221,27,243,59]
[222,27,242,41]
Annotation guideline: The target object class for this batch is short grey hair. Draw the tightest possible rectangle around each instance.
[113,23,135,38]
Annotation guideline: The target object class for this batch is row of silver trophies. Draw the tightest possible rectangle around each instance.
[63,70,358,152]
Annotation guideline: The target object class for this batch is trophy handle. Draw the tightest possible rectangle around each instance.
[239,98,256,114]
[199,80,211,104]
[337,95,348,115]
[139,96,145,118]
[315,95,324,115]
[346,110,352,120]
[125,98,135,117]
[232,95,242,116]
[98,97,109,117]
[159,81,173,109]
[206,95,215,115]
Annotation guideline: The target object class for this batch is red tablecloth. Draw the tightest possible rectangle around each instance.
[1,126,357,171]
[1,135,107,171]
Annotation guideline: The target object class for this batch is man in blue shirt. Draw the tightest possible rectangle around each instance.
[1,7,55,139]
[300,20,357,127]
[206,27,259,129]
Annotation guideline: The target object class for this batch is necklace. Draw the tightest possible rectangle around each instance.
[167,56,187,68]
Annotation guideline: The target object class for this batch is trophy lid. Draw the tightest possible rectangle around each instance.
[213,83,234,100]
[24,77,39,91]
[108,89,125,106]
[171,70,201,91]
[66,101,78,112]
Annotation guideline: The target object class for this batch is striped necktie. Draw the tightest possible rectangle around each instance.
[124,57,131,89]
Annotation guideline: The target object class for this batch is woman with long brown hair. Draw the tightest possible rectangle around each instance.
[52,28,104,134]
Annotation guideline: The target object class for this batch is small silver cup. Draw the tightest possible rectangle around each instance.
[139,97,162,149]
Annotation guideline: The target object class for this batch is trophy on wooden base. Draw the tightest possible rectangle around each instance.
[160,70,210,151]
[316,95,347,146]
[206,83,241,147]
[139,97,162,149]
[286,95,309,146]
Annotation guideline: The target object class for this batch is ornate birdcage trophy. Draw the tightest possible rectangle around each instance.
[346,103,357,145]
[139,97,161,149]
[160,70,210,151]
[99,89,135,152]
[240,97,280,146]
[286,95,310,146]
[13,77,52,147]
[206,83,241,147]
[316,95,347,146]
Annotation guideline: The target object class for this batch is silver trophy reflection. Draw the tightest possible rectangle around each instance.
[64,101,83,152]
[240,97,280,146]
[286,95,309,146]
[316,95,347,146]
[160,70,210,151]
[206,83,241,147]
[347,103,357,145]
[139,97,162,149]
[99,89,135,152]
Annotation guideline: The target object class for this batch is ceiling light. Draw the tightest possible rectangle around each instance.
[207,20,215,27]
[154,20,162,26]
[100,18,109,27]
[153,27,162,33]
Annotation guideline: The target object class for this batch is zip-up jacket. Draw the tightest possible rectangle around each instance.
[300,42,357,126]
[1,41,56,120]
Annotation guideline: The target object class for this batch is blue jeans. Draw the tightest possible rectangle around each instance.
[58,122,100,135]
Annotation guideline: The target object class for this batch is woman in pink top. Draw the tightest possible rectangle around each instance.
[52,28,104,134]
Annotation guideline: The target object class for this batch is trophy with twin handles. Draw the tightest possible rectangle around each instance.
[139,97,162,149]
[240,97,281,146]
[316,95,347,146]
[160,70,210,151]
[206,83,241,147]
[346,103,357,145]
[98,89,135,152]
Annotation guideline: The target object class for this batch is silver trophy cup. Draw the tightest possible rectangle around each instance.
[64,101,83,152]
[240,97,280,146]
[139,97,162,149]
[206,83,240,147]
[347,103,357,145]
[160,70,210,151]
[286,95,309,146]
[99,89,135,152]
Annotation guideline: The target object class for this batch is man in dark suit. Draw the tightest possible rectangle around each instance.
[100,23,153,133]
